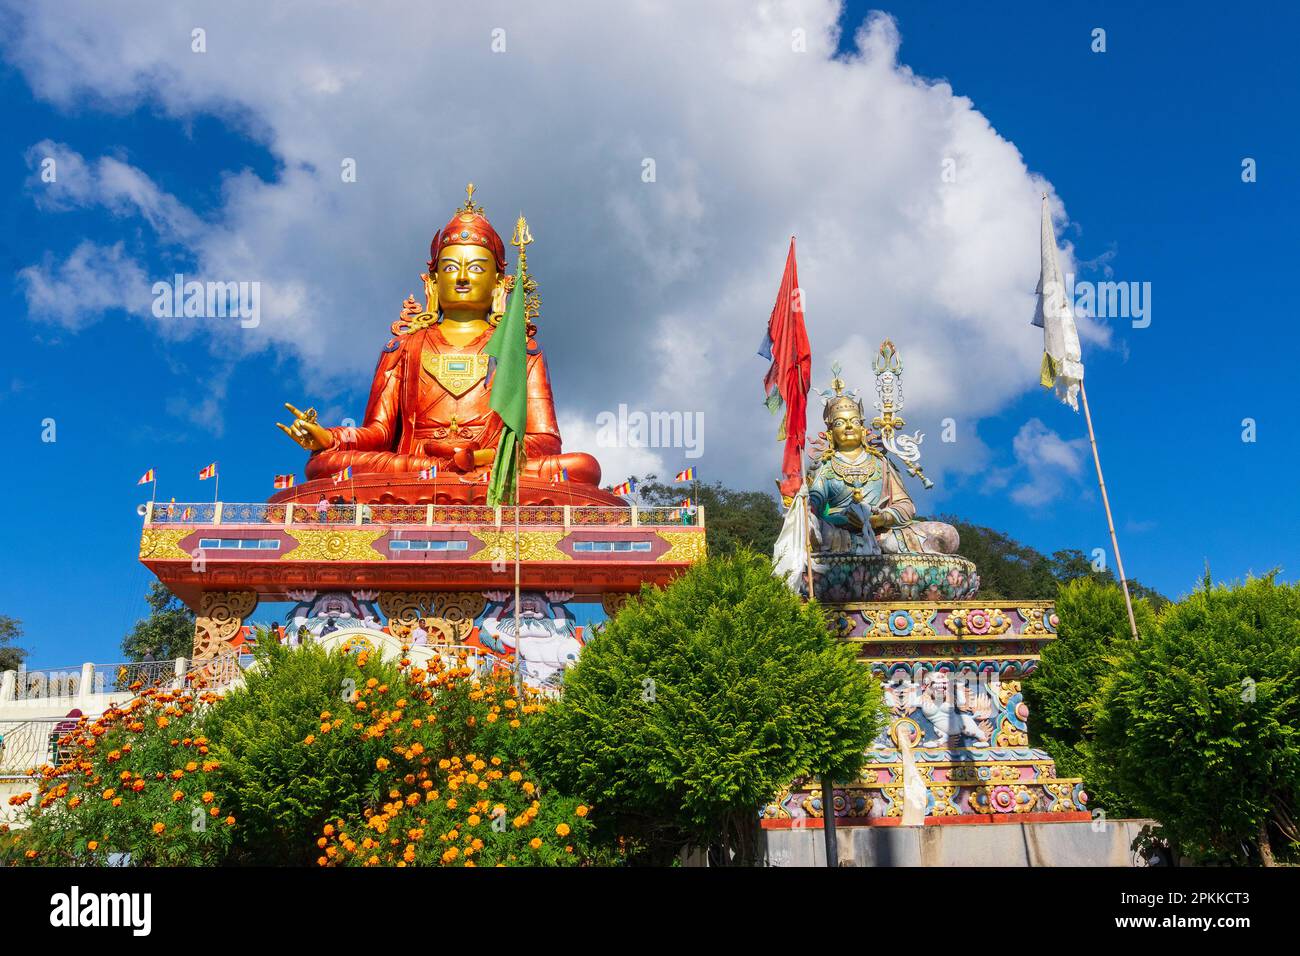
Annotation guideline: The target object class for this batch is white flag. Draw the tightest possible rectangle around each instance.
[1032,194,1084,411]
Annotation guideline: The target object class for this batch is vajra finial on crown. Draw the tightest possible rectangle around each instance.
[458,182,483,217]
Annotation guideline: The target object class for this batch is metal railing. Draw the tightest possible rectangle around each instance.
[144,501,704,530]
[0,717,76,776]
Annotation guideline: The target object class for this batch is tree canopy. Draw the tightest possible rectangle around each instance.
[121,582,196,662]
[527,549,883,864]
[0,615,28,672]
[1089,575,1300,865]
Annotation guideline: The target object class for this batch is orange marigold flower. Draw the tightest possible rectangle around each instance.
[152,822,165,834]
[529,837,542,850]
[102,788,116,800]
[556,823,571,837]
[376,758,390,771]
[184,761,198,772]
[225,816,236,826]
[172,791,184,802]
[467,814,481,827]
[87,840,98,851]
[112,798,123,807]
[575,805,589,817]
[303,734,316,745]
[201,791,215,804]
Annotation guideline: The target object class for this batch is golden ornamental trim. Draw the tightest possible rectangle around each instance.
[834,599,1056,611]
[468,529,568,563]
[139,529,192,561]
[655,530,708,564]
[283,529,387,561]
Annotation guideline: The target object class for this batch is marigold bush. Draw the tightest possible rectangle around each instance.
[4,638,607,866]
[312,651,600,866]
[3,682,234,866]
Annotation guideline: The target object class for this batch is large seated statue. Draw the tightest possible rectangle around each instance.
[276,185,611,504]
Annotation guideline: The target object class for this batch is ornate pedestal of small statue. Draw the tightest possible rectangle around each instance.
[766,346,1088,829]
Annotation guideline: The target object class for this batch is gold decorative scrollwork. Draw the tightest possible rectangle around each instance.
[377,591,487,643]
[1044,781,1078,812]
[929,785,961,816]
[139,529,192,561]
[602,593,631,617]
[284,529,387,561]
[945,607,1012,637]
[469,530,568,563]
[1017,605,1054,635]
[655,530,707,564]
[193,590,258,661]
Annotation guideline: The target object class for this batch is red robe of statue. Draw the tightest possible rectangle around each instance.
[304,322,601,487]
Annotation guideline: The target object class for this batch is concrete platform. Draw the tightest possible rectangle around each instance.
[762,818,1155,867]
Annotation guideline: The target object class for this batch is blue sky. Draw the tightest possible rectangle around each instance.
[2,1,1296,667]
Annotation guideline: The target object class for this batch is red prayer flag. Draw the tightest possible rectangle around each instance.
[758,237,812,499]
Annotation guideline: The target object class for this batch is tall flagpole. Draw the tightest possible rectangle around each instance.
[1035,195,1139,642]
[213,468,219,506]
[1080,383,1139,641]
[513,440,523,694]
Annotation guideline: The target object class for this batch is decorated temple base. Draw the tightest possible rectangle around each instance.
[761,598,1089,827]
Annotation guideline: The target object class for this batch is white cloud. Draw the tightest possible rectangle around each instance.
[18,240,151,327]
[4,0,1090,492]
[557,415,668,487]
[1006,417,1088,507]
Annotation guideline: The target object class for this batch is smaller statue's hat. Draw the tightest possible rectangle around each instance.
[820,363,866,424]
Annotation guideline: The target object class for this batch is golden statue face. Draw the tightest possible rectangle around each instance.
[828,409,866,451]
[433,243,499,318]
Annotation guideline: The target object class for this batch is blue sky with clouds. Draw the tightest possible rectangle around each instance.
[2,1,1296,667]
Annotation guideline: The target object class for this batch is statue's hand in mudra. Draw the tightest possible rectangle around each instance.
[452,445,495,472]
[277,402,335,452]
[869,495,895,531]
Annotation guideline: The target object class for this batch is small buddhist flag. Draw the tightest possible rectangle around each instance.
[680,498,692,508]
[137,469,155,485]
[609,478,637,497]
[332,466,353,485]
[675,468,696,482]
[550,468,570,484]
[419,466,438,480]
[273,474,295,489]
[182,507,193,521]
[198,462,217,480]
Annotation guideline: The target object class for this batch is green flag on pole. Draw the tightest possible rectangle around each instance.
[485,277,528,506]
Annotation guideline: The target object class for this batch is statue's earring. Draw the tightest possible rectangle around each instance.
[422,272,439,318]
[489,280,507,326]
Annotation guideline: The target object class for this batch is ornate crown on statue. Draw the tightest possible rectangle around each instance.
[820,362,866,425]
